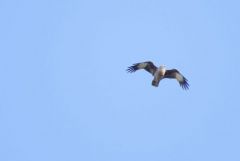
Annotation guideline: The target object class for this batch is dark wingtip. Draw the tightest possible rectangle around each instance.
[180,77,189,90]
[126,64,138,73]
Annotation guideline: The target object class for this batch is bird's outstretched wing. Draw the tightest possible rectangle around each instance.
[164,69,189,90]
[126,61,157,76]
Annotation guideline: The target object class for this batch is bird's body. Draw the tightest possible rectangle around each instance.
[152,65,166,87]
[127,61,189,90]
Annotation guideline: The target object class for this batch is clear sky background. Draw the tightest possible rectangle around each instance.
[1,0,240,161]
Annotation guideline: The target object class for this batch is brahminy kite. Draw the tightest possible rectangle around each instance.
[127,61,189,90]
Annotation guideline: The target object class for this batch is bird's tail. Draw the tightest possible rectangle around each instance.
[152,80,159,87]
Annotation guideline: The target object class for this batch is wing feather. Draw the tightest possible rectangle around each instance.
[164,69,189,90]
[126,61,157,76]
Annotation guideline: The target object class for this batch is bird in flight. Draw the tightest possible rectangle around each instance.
[127,61,189,90]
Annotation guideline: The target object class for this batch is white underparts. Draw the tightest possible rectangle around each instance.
[152,66,166,87]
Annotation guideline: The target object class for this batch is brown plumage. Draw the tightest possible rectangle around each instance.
[127,61,189,90]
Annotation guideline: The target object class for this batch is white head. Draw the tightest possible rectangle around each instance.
[159,65,166,69]
[158,65,166,76]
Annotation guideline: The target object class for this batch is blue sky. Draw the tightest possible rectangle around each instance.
[1,0,240,161]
